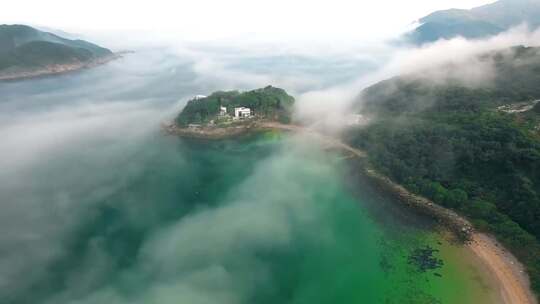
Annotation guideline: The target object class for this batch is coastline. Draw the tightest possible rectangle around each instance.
[337,141,537,304]
[162,120,302,140]
[168,121,537,304]
[363,166,537,304]
[469,233,538,304]
[0,52,126,82]
[164,120,537,303]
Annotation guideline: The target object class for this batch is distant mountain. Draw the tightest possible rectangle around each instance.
[407,0,540,44]
[0,24,114,80]
[33,26,83,40]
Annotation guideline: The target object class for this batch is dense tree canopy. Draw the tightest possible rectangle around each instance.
[347,46,540,295]
[175,86,295,126]
[360,46,540,116]
[0,25,112,71]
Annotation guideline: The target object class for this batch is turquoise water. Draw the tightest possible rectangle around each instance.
[1,131,498,303]
[0,50,503,304]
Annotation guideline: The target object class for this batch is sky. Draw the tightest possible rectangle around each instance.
[1,0,495,41]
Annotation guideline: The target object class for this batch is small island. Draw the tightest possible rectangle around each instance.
[166,86,296,139]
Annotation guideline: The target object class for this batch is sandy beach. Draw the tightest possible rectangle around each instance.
[469,233,537,304]
[291,125,539,304]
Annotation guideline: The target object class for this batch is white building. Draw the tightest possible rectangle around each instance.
[193,95,207,100]
[346,114,370,126]
[234,107,251,119]
[220,106,227,116]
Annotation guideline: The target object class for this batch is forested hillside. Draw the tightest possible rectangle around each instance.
[0,24,112,72]
[176,86,295,126]
[407,0,540,44]
[346,46,540,295]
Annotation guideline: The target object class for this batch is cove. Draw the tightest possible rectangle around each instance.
[3,129,501,303]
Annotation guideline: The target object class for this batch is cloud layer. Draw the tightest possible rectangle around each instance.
[2,23,539,303]
[292,25,540,131]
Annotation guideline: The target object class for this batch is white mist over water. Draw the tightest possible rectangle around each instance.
[1,19,538,303]
[0,45,381,302]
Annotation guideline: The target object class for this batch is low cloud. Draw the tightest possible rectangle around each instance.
[34,135,337,304]
[2,23,540,304]
[0,41,359,302]
[292,25,540,132]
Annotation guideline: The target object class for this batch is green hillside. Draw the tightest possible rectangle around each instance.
[346,46,540,296]
[175,86,295,126]
[361,46,540,115]
[0,24,112,71]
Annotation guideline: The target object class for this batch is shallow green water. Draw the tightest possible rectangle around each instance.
[5,131,498,304]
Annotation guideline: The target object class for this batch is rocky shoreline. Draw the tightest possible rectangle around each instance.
[343,149,537,304]
[0,52,126,82]
[166,121,483,240]
[162,121,296,140]
[164,121,491,242]
[361,165,474,240]
[164,121,537,302]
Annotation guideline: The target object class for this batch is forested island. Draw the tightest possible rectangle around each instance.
[169,86,295,138]
[0,24,118,81]
[346,45,540,296]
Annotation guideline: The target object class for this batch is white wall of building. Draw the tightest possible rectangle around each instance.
[234,107,251,118]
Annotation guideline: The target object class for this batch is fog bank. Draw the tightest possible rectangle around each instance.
[293,25,540,132]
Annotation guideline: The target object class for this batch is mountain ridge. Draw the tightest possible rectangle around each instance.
[408,0,540,44]
[0,24,116,80]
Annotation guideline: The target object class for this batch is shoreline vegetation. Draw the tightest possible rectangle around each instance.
[347,45,540,301]
[0,52,127,81]
[162,120,302,140]
[363,162,537,304]
[165,121,537,304]
[170,82,538,302]
[167,85,298,139]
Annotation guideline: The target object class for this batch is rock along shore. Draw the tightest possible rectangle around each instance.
[163,120,537,303]
[162,121,298,140]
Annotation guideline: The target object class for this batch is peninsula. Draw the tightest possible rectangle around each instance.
[0,24,119,81]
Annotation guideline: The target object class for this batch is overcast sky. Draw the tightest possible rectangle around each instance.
[2,0,495,41]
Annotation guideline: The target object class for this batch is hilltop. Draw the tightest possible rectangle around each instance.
[361,46,540,115]
[176,86,295,126]
[0,24,117,80]
[407,0,540,44]
[169,86,295,139]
